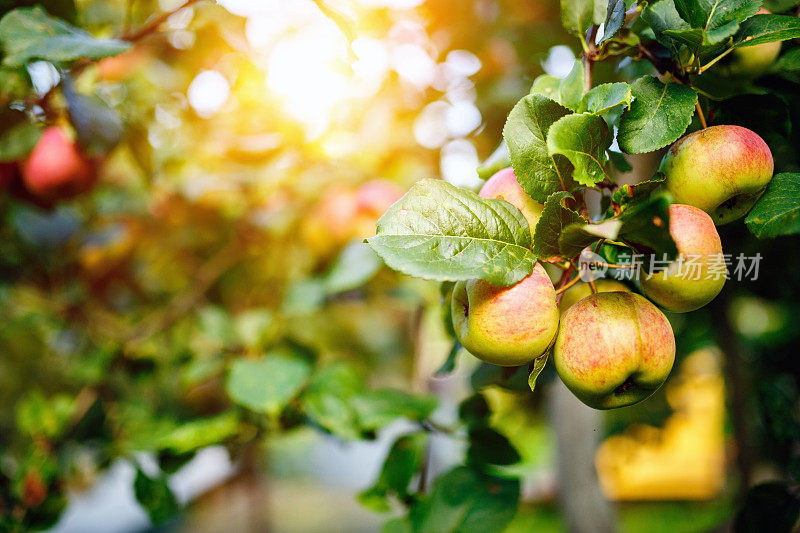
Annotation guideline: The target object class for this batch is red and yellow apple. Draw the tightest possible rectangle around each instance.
[479,167,544,232]
[661,125,773,225]
[451,263,559,366]
[554,292,675,409]
[21,127,97,200]
[641,204,726,313]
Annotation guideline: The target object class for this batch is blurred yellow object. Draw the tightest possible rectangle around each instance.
[595,349,726,500]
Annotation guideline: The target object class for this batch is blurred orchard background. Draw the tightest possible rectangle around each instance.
[1,0,799,532]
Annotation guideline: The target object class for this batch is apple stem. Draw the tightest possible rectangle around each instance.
[695,101,708,129]
[588,279,598,294]
[555,273,582,295]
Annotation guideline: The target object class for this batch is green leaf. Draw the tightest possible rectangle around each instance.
[0,108,42,162]
[617,192,677,258]
[612,173,666,205]
[352,389,437,431]
[302,362,365,439]
[226,350,312,416]
[533,192,584,259]
[618,75,697,154]
[476,142,510,180]
[466,426,521,466]
[745,173,800,238]
[133,468,179,526]
[672,0,760,45]
[599,0,627,44]
[323,240,383,293]
[642,0,691,53]
[359,432,428,512]
[504,94,574,202]
[0,65,31,99]
[458,394,491,426]
[735,14,800,47]
[63,76,123,156]
[367,179,537,287]
[546,113,610,187]
[530,60,585,111]
[608,150,632,172]
[527,351,549,391]
[559,219,621,258]
[155,411,240,454]
[559,0,605,35]
[434,340,460,377]
[734,483,800,533]
[0,7,131,66]
[775,48,800,71]
[409,467,520,533]
[577,82,631,124]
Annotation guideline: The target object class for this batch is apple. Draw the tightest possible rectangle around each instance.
[451,263,559,366]
[728,9,781,78]
[558,279,630,313]
[21,127,97,200]
[553,292,675,409]
[641,204,726,313]
[661,125,773,225]
[479,167,544,232]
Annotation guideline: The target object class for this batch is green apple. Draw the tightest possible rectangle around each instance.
[452,263,559,366]
[553,292,675,409]
[728,9,781,78]
[641,204,726,313]
[661,125,773,225]
[479,167,544,231]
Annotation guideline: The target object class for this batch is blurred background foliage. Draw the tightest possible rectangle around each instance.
[0,0,798,532]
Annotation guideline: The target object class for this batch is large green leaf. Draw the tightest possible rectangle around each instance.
[532,191,585,259]
[409,467,520,533]
[226,350,312,415]
[617,75,697,154]
[671,0,760,45]
[546,113,610,187]
[503,94,573,202]
[301,362,365,439]
[367,179,536,287]
[133,468,179,526]
[745,173,800,238]
[466,426,520,466]
[0,7,130,66]
[735,14,800,47]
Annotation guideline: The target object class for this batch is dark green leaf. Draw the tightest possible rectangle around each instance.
[775,48,800,71]
[612,173,666,205]
[533,191,584,259]
[409,467,520,533]
[546,113,611,187]
[458,394,490,426]
[504,94,574,202]
[642,0,691,54]
[226,350,312,415]
[618,75,697,154]
[617,192,677,258]
[558,219,620,258]
[434,340,460,377]
[359,432,428,512]
[735,14,800,47]
[133,468,179,526]
[0,7,130,66]
[733,482,800,533]
[745,173,800,238]
[608,150,633,172]
[672,0,760,45]
[367,179,537,287]
[600,0,627,44]
[63,76,123,156]
[467,426,520,466]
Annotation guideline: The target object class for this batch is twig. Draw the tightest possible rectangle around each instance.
[121,0,203,42]
[555,273,582,295]
[695,101,708,129]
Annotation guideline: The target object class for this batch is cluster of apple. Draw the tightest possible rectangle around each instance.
[452,125,773,409]
[0,126,98,206]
